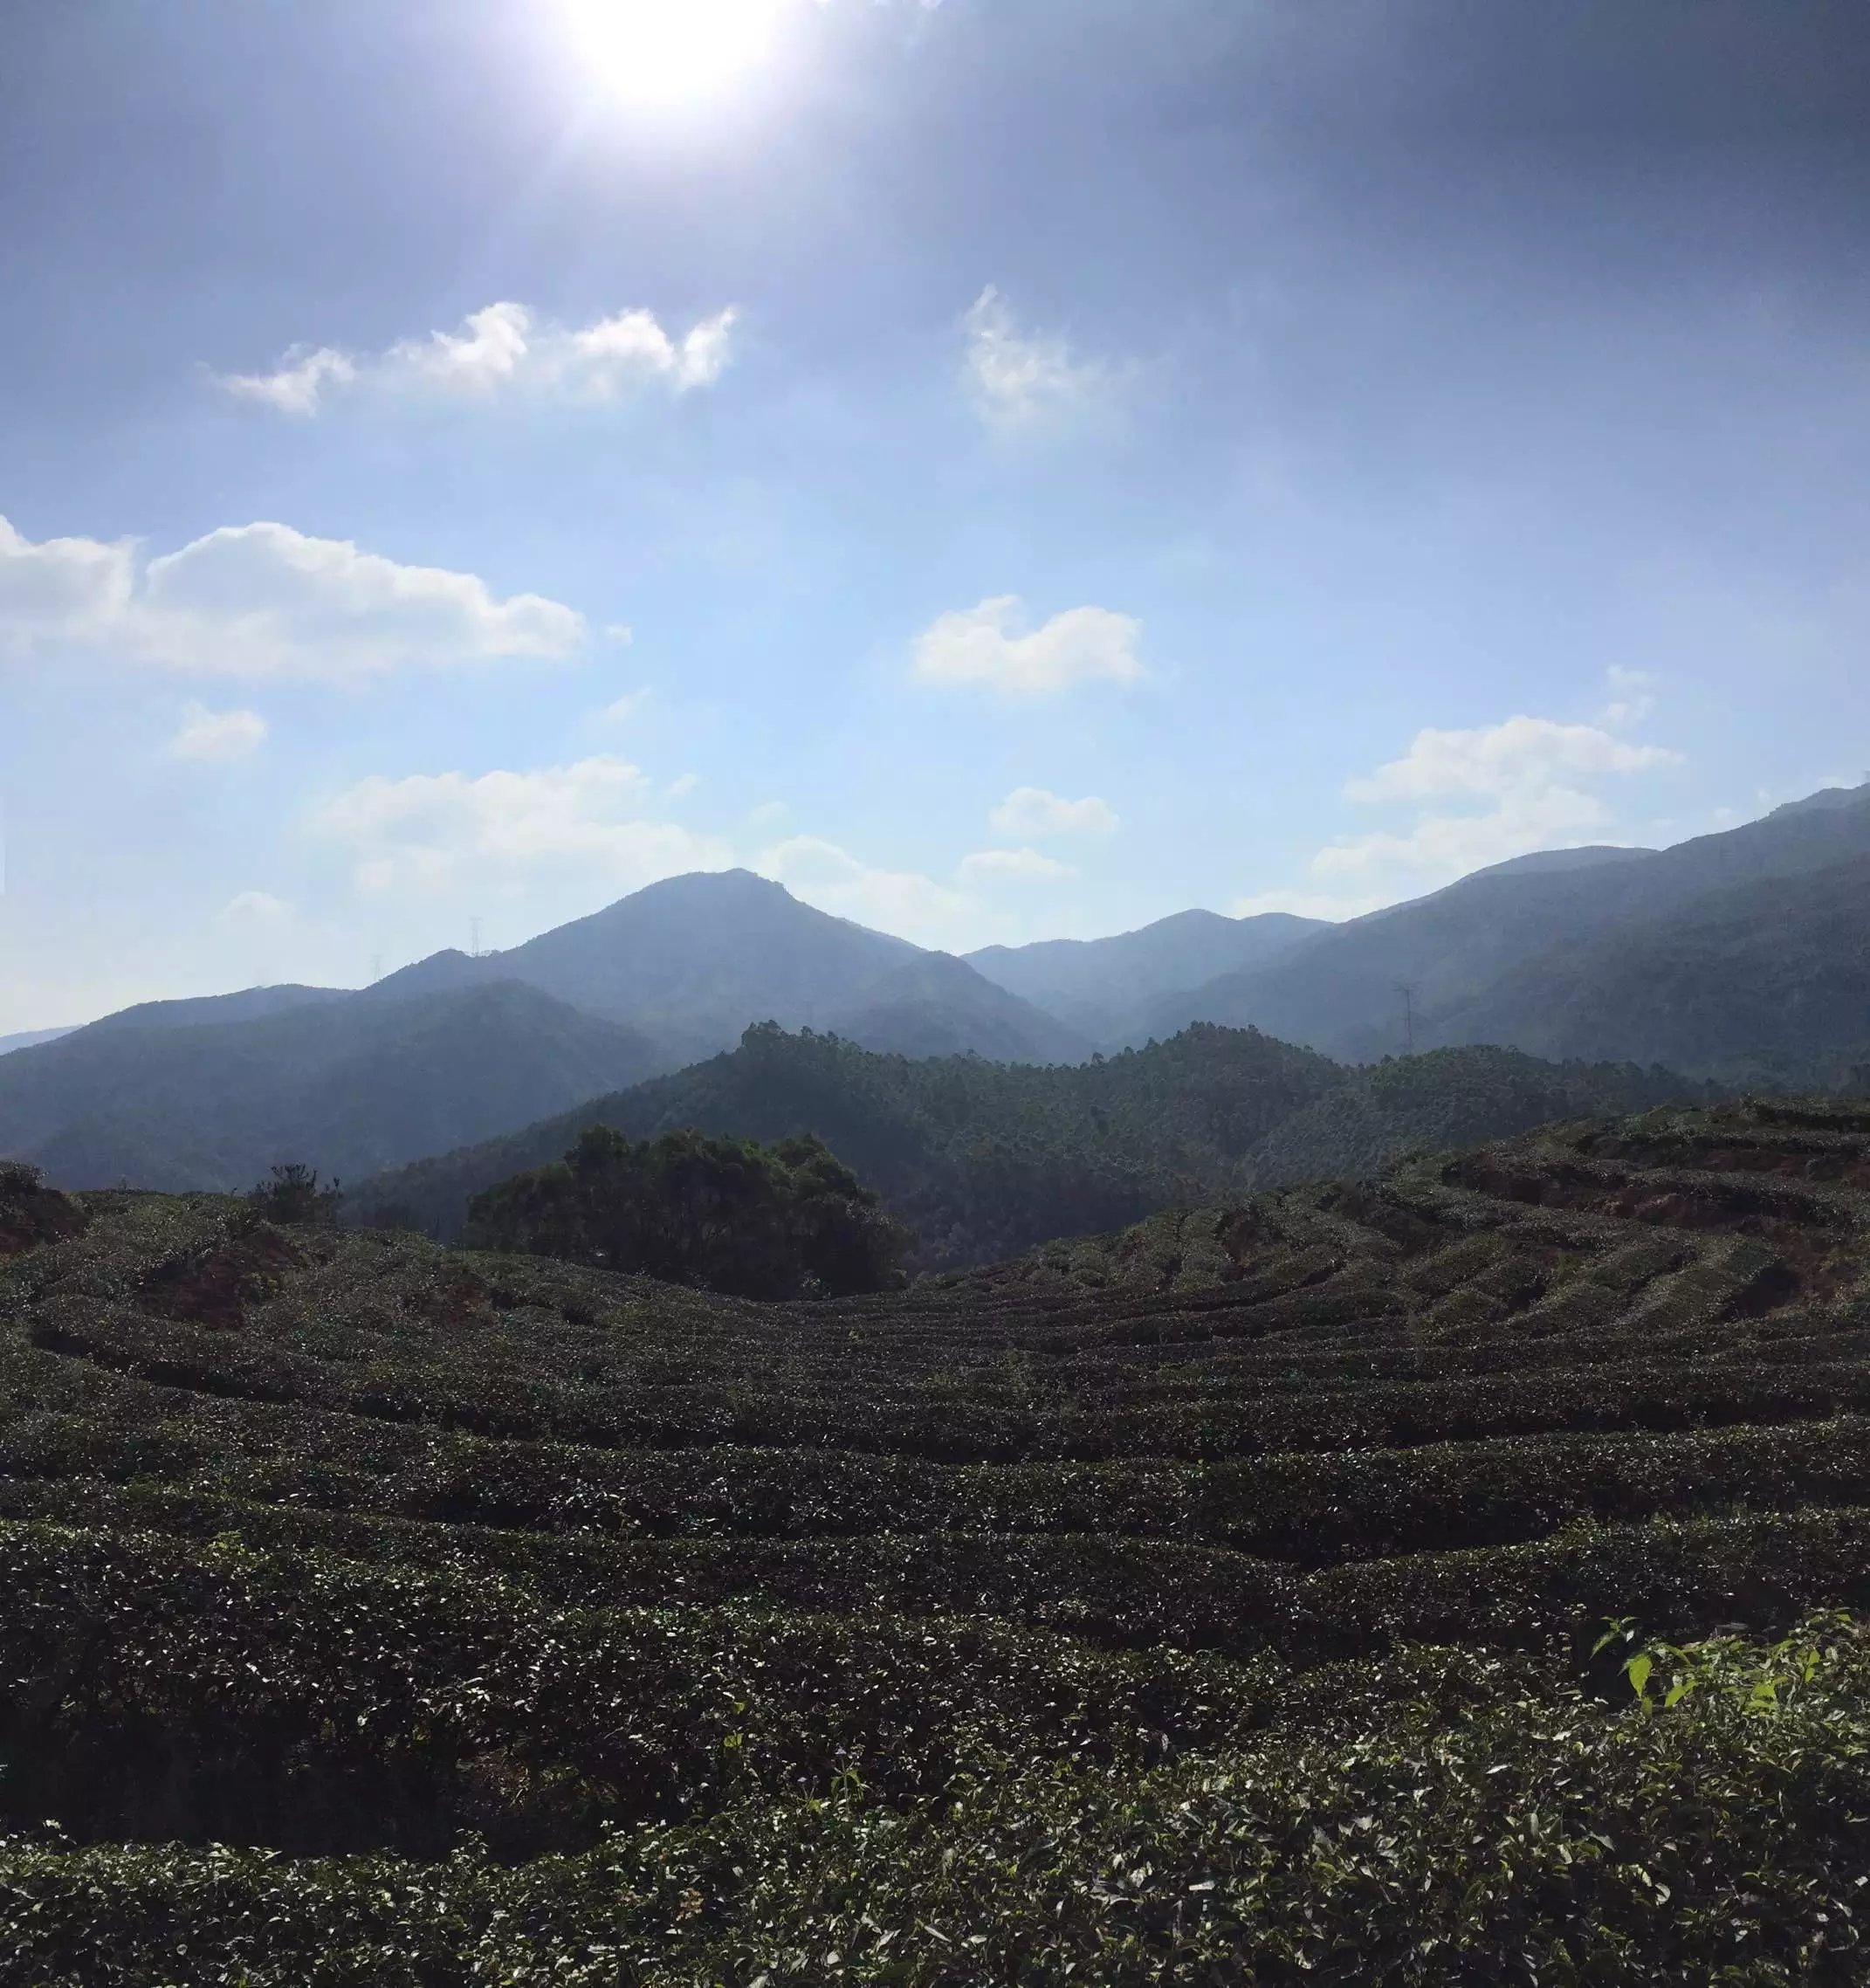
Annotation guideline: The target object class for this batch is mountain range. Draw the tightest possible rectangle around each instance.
[2,780,1867,1200]
[1121,784,1870,1077]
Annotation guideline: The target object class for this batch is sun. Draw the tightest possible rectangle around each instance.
[559,0,796,107]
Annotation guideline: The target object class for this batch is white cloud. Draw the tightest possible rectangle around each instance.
[756,835,987,951]
[747,801,790,828]
[1344,717,1675,807]
[989,787,1118,838]
[1316,716,1681,886]
[0,513,584,681]
[912,595,1143,698]
[218,346,357,416]
[168,702,268,762]
[217,890,291,924]
[0,514,135,644]
[595,689,651,725]
[957,846,1077,884]
[216,299,738,416]
[314,756,731,897]
[962,286,1107,430]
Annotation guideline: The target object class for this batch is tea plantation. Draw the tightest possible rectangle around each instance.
[3,1097,1870,1984]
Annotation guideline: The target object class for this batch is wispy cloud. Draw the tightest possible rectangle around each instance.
[216,889,291,924]
[1598,665,1658,728]
[962,286,1110,430]
[757,835,987,951]
[957,846,1077,884]
[216,299,738,416]
[168,702,268,762]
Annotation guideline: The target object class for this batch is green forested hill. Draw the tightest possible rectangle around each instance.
[355,1021,1346,1263]
[4,1098,1870,1980]
[354,1022,1708,1267]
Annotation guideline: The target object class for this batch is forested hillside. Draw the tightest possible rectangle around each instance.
[1241,1044,1712,1188]
[4,1097,1870,1979]
[1138,784,1870,1068]
[1431,855,1870,1086]
[354,1022,1708,1266]
[0,982,664,1191]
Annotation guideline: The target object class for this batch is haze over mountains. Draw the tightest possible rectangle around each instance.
[2,781,1867,1200]
[0,1028,75,1059]
[965,909,1325,1040]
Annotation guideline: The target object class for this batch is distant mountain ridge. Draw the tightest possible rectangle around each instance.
[83,986,350,1034]
[0,872,1084,1191]
[8,784,1870,1198]
[966,908,1326,1039]
[365,869,1086,1068]
[0,980,664,1191]
[1133,785,1870,1073]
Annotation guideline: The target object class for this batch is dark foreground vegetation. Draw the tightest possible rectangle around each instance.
[3,1097,1870,1982]
[465,1125,908,1298]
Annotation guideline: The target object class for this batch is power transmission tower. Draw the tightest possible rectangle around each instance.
[369,953,383,985]
[470,918,482,960]
[1395,980,1420,1056]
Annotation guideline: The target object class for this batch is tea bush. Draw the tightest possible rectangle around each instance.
[2,1097,1869,1977]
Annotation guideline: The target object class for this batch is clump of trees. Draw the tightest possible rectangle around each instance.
[245,1164,342,1228]
[464,1125,908,1299]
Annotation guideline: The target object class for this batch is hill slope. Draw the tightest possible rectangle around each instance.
[1429,854,1870,1085]
[353,1022,1705,1267]
[354,1022,1346,1264]
[0,1027,75,1058]
[0,980,664,1190]
[1139,783,1870,1065]
[967,907,1326,1037]
[3,1097,1869,1978]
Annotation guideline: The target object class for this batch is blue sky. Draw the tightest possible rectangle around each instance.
[2,0,1867,1030]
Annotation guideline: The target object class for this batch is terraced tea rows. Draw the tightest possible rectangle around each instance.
[2,1098,1869,1982]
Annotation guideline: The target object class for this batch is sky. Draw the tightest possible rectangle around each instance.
[2,0,1867,1031]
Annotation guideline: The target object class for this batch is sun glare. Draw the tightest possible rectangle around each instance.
[560,0,796,107]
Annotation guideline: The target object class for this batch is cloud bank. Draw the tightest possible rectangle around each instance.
[0,513,583,681]
[315,757,730,897]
